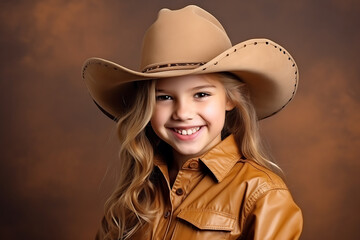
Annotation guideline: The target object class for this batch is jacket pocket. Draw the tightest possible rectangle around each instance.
[171,209,236,240]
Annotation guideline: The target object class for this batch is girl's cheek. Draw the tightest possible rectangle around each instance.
[151,106,167,129]
[151,109,161,124]
[202,102,224,118]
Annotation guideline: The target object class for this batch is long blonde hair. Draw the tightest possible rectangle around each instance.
[99,80,158,240]
[99,73,281,239]
[218,73,282,173]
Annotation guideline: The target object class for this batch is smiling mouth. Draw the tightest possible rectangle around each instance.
[173,127,201,136]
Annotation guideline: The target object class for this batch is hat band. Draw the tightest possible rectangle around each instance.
[142,62,206,73]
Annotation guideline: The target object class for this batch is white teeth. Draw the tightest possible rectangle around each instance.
[175,127,200,136]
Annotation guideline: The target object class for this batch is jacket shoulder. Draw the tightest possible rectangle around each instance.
[234,160,303,239]
[230,160,291,216]
[236,159,287,189]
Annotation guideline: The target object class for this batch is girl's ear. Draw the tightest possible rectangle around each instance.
[225,99,235,111]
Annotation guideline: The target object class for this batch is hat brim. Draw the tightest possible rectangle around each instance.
[82,38,298,120]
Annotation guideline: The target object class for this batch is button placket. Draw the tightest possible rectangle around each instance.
[170,170,188,209]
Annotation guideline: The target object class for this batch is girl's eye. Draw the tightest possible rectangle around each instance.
[156,95,172,101]
[194,92,210,98]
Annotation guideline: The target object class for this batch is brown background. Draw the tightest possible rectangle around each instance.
[0,0,359,239]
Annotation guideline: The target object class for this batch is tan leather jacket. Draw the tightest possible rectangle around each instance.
[98,135,303,239]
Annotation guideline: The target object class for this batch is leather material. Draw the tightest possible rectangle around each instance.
[97,135,303,239]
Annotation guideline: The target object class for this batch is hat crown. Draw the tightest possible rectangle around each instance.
[140,5,232,72]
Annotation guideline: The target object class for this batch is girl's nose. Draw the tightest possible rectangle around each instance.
[172,100,193,121]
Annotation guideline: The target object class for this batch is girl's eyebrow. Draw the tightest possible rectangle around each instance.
[191,84,216,91]
[155,84,216,92]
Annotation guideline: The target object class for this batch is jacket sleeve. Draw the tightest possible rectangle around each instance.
[242,189,303,240]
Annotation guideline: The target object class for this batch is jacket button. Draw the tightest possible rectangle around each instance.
[189,161,199,169]
[176,188,184,196]
[164,210,171,218]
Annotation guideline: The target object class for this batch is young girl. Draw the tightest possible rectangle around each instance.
[82,5,303,240]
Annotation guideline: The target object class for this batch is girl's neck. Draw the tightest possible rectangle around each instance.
[168,152,187,187]
[172,151,189,171]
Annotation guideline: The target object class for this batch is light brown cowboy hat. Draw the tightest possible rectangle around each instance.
[82,5,298,120]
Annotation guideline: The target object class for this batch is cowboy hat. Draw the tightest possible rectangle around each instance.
[82,5,298,120]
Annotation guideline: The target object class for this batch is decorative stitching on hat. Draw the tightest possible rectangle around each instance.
[201,40,298,119]
[82,59,102,79]
[82,65,88,79]
[142,62,206,73]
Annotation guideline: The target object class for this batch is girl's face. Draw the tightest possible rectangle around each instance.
[150,74,234,162]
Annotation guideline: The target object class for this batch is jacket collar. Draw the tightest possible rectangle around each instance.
[199,134,241,182]
[154,135,242,183]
